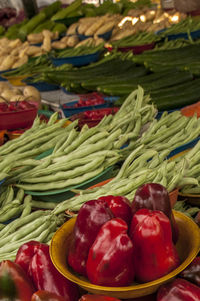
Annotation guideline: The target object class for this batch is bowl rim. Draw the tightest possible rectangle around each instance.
[50,210,200,293]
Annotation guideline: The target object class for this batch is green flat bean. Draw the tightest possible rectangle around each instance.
[0,210,49,239]
[60,126,100,156]
[47,112,58,125]
[31,200,56,209]
[115,145,144,180]
[21,195,32,218]
[2,185,14,206]
[0,118,67,156]
[0,204,23,223]
[16,166,105,191]
[20,156,105,183]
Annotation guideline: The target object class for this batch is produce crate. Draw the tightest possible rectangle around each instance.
[0,107,38,130]
[61,97,111,117]
[51,51,101,67]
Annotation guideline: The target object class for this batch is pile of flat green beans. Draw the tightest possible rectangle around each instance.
[0,207,65,261]
[175,141,200,195]
[53,142,199,213]
[4,87,156,192]
[121,110,200,158]
[0,112,78,179]
[53,44,104,58]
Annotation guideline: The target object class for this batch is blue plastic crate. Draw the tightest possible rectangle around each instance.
[51,51,101,67]
[22,78,60,91]
[156,28,200,41]
[167,136,200,159]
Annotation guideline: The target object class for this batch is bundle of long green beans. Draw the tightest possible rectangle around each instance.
[5,87,156,191]
[111,32,160,47]
[0,207,65,261]
[52,44,104,58]
[0,112,78,180]
[53,141,199,213]
[173,141,200,195]
[121,110,200,158]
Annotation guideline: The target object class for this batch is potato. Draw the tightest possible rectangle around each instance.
[93,36,105,46]
[11,88,23,95]
[75,37,94,48]
[0,82,10,93]
[10,95,26,102]
[85,16,108,36]
[12,55,28,69]
[27,33,43,44]
[1,89,17,101]
[23,85,41,107]
[67,35,79,47]
[32,51,44,57]
[0,55,17,70]
[51,41,67,49]
[41,30,53,52]
[67,23,79,36]
[26,46,42,56]
[8,39,22,49]
[11,47,21,56]
[95,20,116,36]
[60,36,69,44]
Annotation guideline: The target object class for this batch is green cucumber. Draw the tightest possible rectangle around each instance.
[19,12,47,37]
[51,0,82,21]
[33,20,56,33]
[41,1,62,18]
[152,92,200,111]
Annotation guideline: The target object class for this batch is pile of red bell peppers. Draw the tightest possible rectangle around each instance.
[0,183,199,301]
[68,183,180,286]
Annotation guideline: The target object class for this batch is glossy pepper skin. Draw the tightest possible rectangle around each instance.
[68,199,114,276]
[0,260,35,301]
[79,295,121,301]
[179,256,200,286]
[132,183,179,243]
[130,208,180,283]
[15,240,47,275]
[98,195,132,226]
[28,243,79,301]
[86,217,135,287]
[157,278,200,300]
[31,290,66,301]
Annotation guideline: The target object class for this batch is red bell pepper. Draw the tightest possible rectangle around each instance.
[79,295,121,301]
[157,278,200,300]
[97,195,132,226]
[132,183,179,243]
[86,217,135,287]
[68,199,113,276]
[28,243,79,301]
[130,208,180,283]
[0,260,35,301]
[179,256,200,286]
[31,290,66,301]
[15,240,48,275]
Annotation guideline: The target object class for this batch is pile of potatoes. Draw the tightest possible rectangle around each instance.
[61,14,123,48]
[0,30,60,71]
[0,82,41,107]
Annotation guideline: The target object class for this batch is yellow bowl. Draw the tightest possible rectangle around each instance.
[50,211,200,299]
[178,191,200,206]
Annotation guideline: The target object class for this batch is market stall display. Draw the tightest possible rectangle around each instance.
[0,0,200,300]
